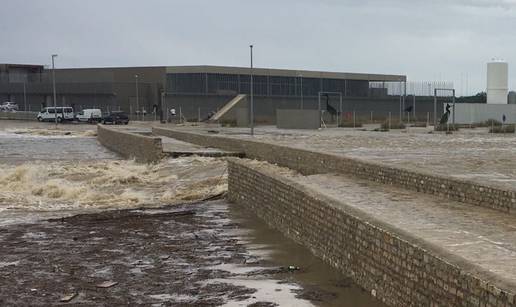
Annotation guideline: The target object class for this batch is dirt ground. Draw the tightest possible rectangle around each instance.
[0,200,347,306]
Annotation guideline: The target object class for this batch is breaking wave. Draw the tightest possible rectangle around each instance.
[3,128,97,138]
[0,156,227,212]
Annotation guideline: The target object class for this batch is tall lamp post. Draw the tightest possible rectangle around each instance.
[249,45,254,136]
[23,82,27,112]
[51,54,58,128]
[298,73,304,109]
[135,74,139,121]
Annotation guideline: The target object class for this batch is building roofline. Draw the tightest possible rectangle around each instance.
[165,65,406,82]
[0,63,45,69]
[1,63,406,82]
[54,65,167,71]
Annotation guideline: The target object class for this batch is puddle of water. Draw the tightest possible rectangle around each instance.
[206,278,313,307]
[228,203,385,307]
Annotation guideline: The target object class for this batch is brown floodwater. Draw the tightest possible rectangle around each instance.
[0,121,384,306]
[229,202,385,307]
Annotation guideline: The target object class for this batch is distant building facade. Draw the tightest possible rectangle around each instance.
[0,64,435,121]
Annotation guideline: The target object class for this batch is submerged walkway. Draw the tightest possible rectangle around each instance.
[161,136,243,158]
[294,172,516,286]
[151,127,516,295]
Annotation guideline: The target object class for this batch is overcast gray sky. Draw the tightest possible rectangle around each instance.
[2,0,516,95]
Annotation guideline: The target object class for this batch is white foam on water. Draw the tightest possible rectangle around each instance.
[0,156,228,223]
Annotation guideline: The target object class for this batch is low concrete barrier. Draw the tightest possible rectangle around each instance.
[152,127,516,214]
[97,125,163,163]
[228,159,516,307]
[0,111,38,121]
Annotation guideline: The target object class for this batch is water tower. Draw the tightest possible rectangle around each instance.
[486,60,508,104]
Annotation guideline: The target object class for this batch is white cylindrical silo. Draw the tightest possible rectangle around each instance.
[487,60,508,104]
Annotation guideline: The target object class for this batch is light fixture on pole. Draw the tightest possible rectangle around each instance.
[51,54,58,128]
[135,74,139,121]
[249,45,254,136]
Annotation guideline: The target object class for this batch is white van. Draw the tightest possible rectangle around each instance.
[75,109,102,123]
[37,107,74,122]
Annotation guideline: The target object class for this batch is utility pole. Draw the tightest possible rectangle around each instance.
[250,45,254,136]
[52,54,58,128]
[23,82,27,112]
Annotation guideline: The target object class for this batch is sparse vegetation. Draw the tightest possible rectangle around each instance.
[489,124,515,133]
[475,119,502,127]
[381,121,405,130]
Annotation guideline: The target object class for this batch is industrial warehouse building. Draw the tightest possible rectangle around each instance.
[0,63,446,122]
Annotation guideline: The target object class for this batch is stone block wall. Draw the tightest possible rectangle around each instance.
[228,159,516,307]
[98,125,163,163]
[152,127,516,214]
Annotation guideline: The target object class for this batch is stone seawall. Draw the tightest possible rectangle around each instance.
[98,125,163,163]
[228,159,516,307]
[152,127,516,214]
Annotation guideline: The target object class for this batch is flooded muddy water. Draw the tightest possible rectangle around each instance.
[229,203,384,307]
[0,121,383,306]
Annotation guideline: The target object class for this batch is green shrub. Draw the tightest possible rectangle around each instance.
[489,125,515,133]
[381,121,405,130]
[474,119,502,127]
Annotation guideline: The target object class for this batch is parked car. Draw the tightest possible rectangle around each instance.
[37,107,74,122]
[1,101,19,112]
[75,109,102,123]
[102,111,129,125]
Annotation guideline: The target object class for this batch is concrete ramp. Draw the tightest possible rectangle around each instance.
[209,94,247,121]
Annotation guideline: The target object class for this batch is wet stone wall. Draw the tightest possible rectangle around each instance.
[98,125,163,163]
[152,127,516,214]
[227,159,516,307]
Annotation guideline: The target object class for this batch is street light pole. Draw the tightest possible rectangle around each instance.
[135,74,139,121]
[23,82,27,112]
[52,54,58,128]
[250,45,254,136]
[299,74,304,109]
